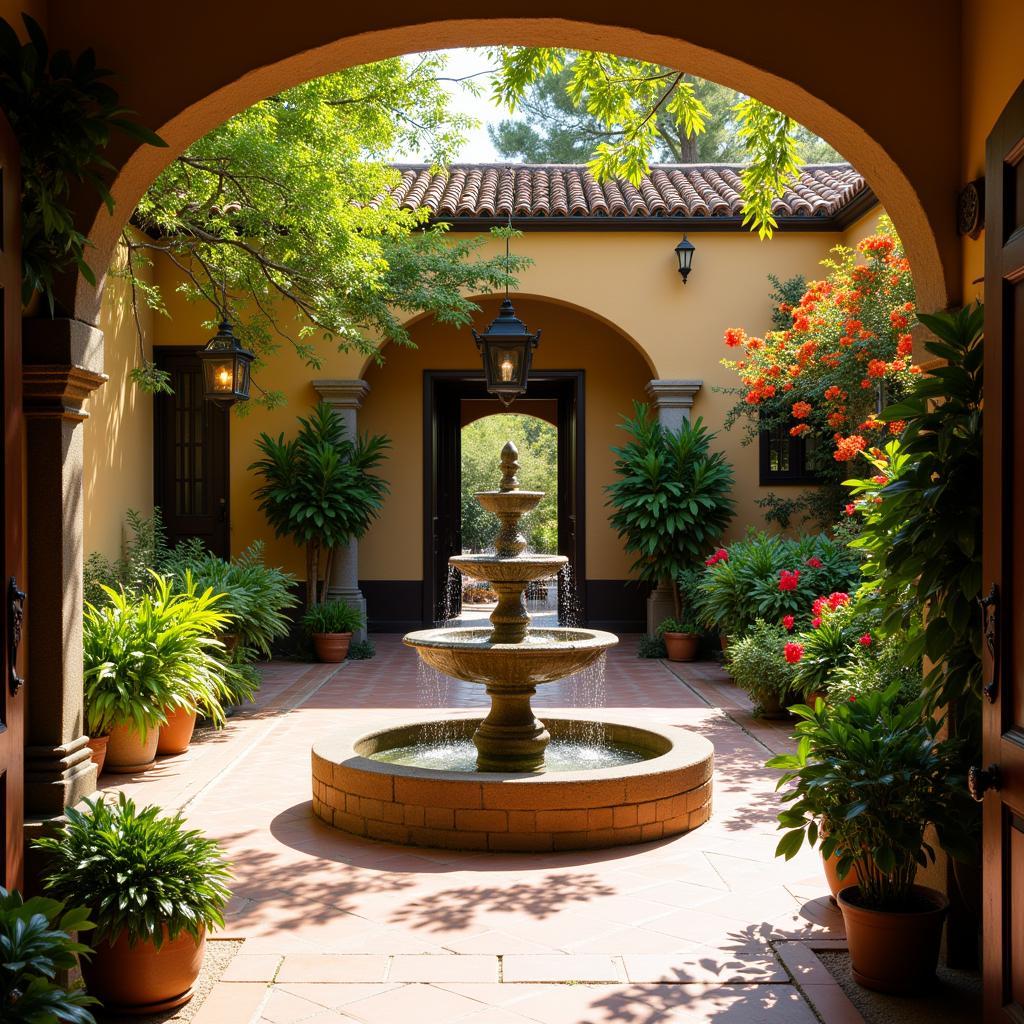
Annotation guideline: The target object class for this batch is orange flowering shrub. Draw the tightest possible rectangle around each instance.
[722,216,917,487]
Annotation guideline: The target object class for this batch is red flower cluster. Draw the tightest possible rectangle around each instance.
[784,642,804,664]
[806,556,823,569]
[834,434,867,462]
[812,592,850,618]
[705,548,728,566]
[778,569,801,592]
[791,401,812,419]
[782,615,795,631]
[859,633,872,646]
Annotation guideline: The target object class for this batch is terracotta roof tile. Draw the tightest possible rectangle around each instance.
[386,163,868,222]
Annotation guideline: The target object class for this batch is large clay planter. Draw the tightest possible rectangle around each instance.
[662,632,700,662]
[83,926,205,1014]
[104,722,159,774]
[837,884,948,994]
[86,736,109,776]
[757,691,790,720]
[157,708,198,756]
[313,631,352,663]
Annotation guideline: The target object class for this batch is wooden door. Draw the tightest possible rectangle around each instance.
[153,347,231,558]
[983,76,1024,1022]
[424,376,463,623]
[0,110,24,891]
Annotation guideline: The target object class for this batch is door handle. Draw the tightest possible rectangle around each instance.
[8,576,25,696]
[980,584,999,703]
[218,498,227,523]
[967,763,1001,802]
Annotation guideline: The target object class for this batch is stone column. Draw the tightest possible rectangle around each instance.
[311,379,370,642]
[644,379,703,636]
[22,319,106,817]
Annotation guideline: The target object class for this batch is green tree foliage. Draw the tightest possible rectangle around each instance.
[490,49,840,238]
[606,402,736,618]
[124,55,529,402]
[250,403,390,608]
[461,414,558,553]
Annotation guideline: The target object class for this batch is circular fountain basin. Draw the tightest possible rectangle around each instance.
[403,627,618,686]
[449,553,566,583]
[311,713,714,852]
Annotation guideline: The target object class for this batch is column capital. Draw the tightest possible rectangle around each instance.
[312,378,370,410]
[645,379,703,410]
[23,317,107,421]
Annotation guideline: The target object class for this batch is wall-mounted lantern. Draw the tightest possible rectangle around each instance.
[472,298,541,407]
[675,234,696,284]
[198,319,254,407]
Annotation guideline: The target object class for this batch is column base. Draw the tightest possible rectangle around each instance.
[24,734,98,817]
[646,586,677,637]
[326,587,368,644]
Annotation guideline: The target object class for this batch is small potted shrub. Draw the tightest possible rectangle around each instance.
[726,619,798,717]
[769,687,973,993]
[301,599,365,662]
[35,794,231,1015]
[0,887,98,1023]
[83,573,233,769]
[656,615,701,662]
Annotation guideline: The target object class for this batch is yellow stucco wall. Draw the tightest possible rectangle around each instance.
[83,219,882,578]
[961,0,1024,304]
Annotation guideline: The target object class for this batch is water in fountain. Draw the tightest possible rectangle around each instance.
[557,562,583,627]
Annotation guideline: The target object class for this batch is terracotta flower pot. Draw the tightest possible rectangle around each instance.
[719,634,730,652]
[158,707,198,756]
[662,632,700,662]
[837,884,948,994]
[216,630,241,656]
[104,721,159,774]
[805,689,827,707]
[821,836,877,902]
[83,926,205,1014]
[757,691,790,720]
[86,735,109,776]
[313,631,352,663]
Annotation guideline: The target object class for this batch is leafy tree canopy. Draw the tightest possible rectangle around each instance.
[489,50,840,238]
[124,54,529,405]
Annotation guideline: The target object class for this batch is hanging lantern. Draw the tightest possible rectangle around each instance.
[198,320,254,406]
[675,234,696,284]
[472,298,541,407]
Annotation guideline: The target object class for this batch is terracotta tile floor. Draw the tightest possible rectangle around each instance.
[101,635,860,1023]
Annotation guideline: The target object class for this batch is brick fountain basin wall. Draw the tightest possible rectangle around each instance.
[311,713,714,852]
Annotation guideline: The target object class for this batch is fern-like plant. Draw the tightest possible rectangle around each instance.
[606,402,735,619]
[35,795,231,948]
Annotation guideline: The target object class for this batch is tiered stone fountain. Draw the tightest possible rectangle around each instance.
[312,442,714,852]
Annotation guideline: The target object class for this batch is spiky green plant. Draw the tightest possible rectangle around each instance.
[82,572,235,736]
[35,795,231,948]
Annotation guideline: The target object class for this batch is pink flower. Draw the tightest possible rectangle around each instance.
[811,616,822,629]
[778,569,801,592]
[844,503,857,516]
[705,548,729,567]
[806,557,823,569]
[859,633,872,646]
[784,642,804,664]
[828,592,850,610]
[782,615,795,632]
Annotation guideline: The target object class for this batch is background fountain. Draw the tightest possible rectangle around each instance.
[311,442,715,852]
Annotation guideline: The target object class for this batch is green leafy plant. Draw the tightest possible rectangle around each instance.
[35,794,231,948]
[83,508,168,607]
[347,639,376,660]
[0,15,165,309]
[606,402,735,620]
[301,599,365,636]
[827,631,922,708]
[656,616,700,635]
[726,620,797,713]
[82,573,235,737]
[789,599,875,696]
[0,887,97,1024]
[846,305,983,755]
[636,635,667,659]
[768,687,974,909]
[251,403,390,609]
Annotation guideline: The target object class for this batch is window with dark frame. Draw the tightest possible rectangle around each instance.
[759,419,820,485]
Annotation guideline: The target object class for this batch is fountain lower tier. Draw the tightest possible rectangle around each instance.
[311,714,715,852]
[403,627,618,771]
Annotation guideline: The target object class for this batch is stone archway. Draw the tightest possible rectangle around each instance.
[51,8,958,324]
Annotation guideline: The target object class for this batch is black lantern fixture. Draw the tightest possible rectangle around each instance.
[198,319,254,407]
[473,298,541,407]
[472,223,541,406]
[675,234,696,284]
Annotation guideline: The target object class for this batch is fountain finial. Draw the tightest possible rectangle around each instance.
[499,441,519,492]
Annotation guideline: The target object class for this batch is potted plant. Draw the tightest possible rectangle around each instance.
[768,687,973,993]
[725,619,798,717]
[605,402,735,633]
[83,573,234,769]
[250,403,390,611]
[656,616,701,662]
[0,887,98,1023]
[35,794,231,1015]
[301,599,365,663]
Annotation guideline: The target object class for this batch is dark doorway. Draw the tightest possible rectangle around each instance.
[153,347,231,557]
[423,371,584,626]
